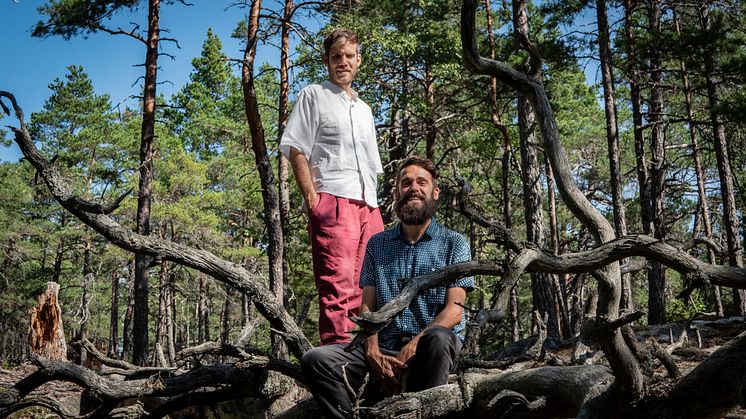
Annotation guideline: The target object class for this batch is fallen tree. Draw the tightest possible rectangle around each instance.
[1,0,746,414]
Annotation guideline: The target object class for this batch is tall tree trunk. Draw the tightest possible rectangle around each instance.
[133,0,161,366]
[425,69,437,161]
[546,161,571,338]
[699,3,746,315]
[197,272,210,343]
[108,266,119,358]
[121,258,135,361]
[597,0,633,313]
[647,0,667,325]
[79,236,93,365]
[513,0,559,341]
[277,0,293,303]
[166,262,176,362]
[241,0,287,360]
[51,214,67,284]
[673,8,723,316]
[155,256,168,362]
[382,64,412,223]
[220,285,234,345]
[486,0,517,342]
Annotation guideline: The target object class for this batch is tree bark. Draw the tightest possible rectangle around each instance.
[277,0,293,306]
[108,266,119,358]
[512,0,560,342]
[28,282,67,361]
[646,0,667,325]
[78,236,93,366]
[122,259,135,361]
[241,0,288,360]
[197,272,210,343]
[699,3,746,315]
[133,0,161,367]
[596,0,633,314]
[425,69,437,161]
[673,7,723,316]
[460,0,645,396]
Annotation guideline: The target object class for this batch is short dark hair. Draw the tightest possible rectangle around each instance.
[395,156,439,188]
[323,28,359,56]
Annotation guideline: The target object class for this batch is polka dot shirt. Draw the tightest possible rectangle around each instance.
[359,218,474,351]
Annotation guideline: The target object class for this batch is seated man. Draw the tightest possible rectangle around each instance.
[301,156,474,419]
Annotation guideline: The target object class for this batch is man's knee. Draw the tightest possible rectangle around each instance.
[301,347,327,377]
[420,325,456,349]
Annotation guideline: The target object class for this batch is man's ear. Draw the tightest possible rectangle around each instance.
[433,186,440,201]
[323,54,329,66]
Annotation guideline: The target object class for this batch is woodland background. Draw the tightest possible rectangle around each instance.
[0,0,745,417]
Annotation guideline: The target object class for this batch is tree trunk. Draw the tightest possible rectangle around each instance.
[546,161,571,338]
[220,284,234,345]
[197,272,210,343]
[108,266,119,358]
[597,0,633,313]
[121,259,135,361]
[513,0,559,341]
[673,7,723,316]
[28,282,67,361]
[133,0,161,366]
[278,0,293,303]
[51,213,67,284]
[155,256,169,364]
[78,236,93,365]
[646,0,667,325]
[699,3,746,315]
[241,0,287,360]
[425,69,437,161]
[623,0,655,318]
[166,233,177,361]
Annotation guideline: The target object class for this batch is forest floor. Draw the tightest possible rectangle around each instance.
[1,316,745,418]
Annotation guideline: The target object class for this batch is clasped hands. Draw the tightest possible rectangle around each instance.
[365,340,417,396]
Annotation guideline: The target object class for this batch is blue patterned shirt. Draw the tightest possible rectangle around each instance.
[359,218,474,351]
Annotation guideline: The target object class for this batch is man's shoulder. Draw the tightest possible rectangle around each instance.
[298,83,325,97]
[432,222,468,244]
[369,227,398,244]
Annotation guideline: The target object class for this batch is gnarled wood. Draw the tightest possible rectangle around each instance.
[0,89,310,361]
[28,282,67,362]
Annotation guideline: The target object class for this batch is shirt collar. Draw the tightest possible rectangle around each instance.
[323,79,358,101]
[393,217,439,243]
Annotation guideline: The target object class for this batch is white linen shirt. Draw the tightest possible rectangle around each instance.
[280,80,383,208]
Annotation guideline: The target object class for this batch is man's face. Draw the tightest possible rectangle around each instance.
[394,164,440,226]
[323,40,361,90]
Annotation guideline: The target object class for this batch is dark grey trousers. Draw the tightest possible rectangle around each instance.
[300,326,461,419]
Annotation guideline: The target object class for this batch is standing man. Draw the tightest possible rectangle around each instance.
[301,156,474,419]
[280,28,384,345]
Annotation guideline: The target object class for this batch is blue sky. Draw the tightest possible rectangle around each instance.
[1,0,324,162]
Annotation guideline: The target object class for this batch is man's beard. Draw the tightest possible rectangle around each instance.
[395,190,438,226]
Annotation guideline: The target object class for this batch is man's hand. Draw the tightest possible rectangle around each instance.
[288,147,318,215]
[395,338,418,366]
[366,346,405,380]
[301,190,319,215]
[366,347,405,396]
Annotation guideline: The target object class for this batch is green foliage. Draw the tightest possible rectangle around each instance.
[4,0,745,367]
[666,291,706,323]
[33,0,142,39]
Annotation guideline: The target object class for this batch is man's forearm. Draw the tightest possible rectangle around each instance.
[289,147,317,205]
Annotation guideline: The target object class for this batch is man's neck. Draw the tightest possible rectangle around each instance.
[401,218,432,244]
[329,79,354,98]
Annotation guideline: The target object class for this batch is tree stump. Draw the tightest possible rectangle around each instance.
[28,282,68,361]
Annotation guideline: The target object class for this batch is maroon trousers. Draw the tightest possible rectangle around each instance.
[308,193,384,345]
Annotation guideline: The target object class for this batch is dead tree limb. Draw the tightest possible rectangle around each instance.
[0,90,310,360]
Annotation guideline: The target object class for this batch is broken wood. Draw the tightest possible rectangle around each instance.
[28,282,67,362]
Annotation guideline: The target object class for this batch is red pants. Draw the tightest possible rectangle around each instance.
[308,193,384,345]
